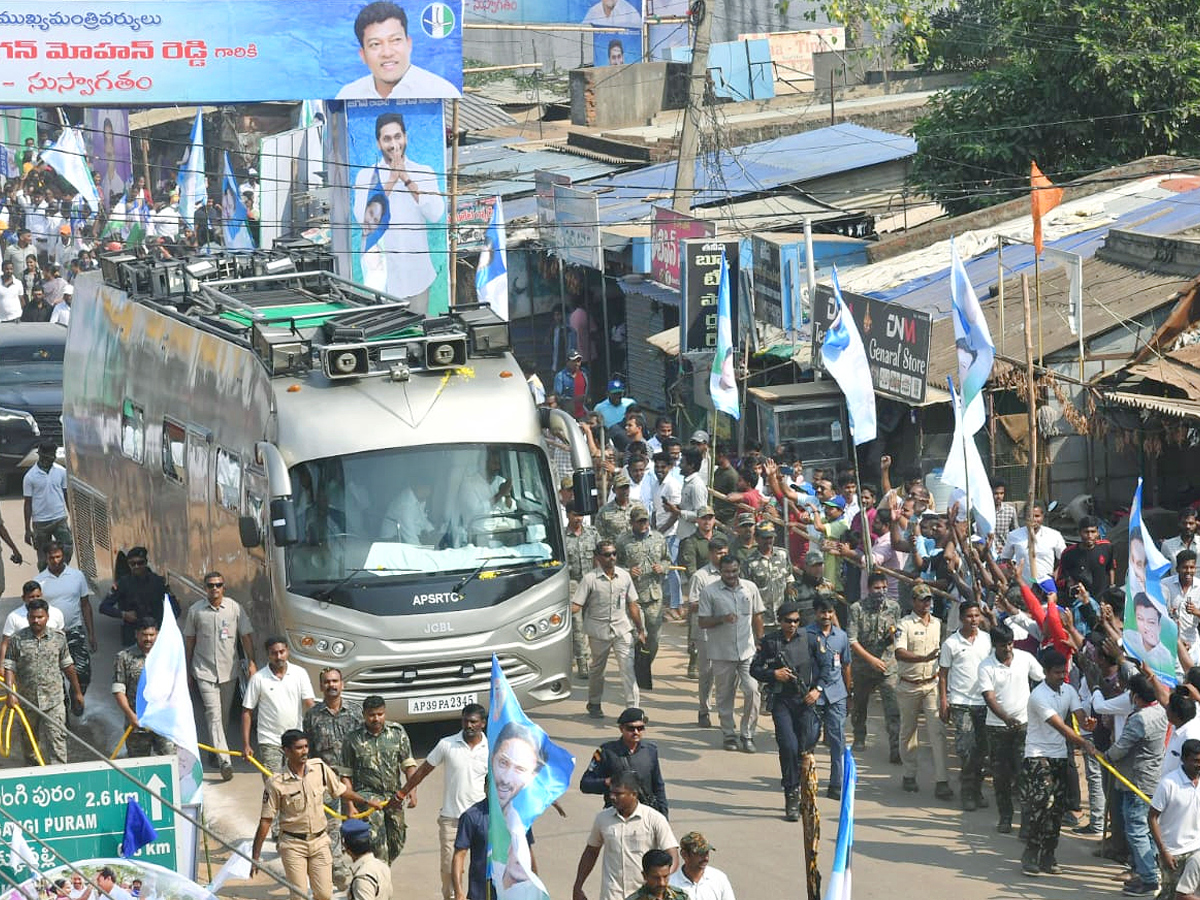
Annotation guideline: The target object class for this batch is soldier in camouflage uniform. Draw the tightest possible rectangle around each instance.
[564,508,600,680]
[304,668,363,890]
[847,570,902,760]
[342,695,418,863]
[726,513,757,566]
[595,471,635,542]
[617,504,671,672]
[112,618,176,758]
[793,550,841,627]
[741,521,795,625]
[2,598,83,764]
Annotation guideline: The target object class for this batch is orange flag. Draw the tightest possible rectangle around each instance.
[1031,160,1063,255]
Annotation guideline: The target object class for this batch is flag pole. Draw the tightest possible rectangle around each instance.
[1021,273,1039,582]
[852,438,872,576]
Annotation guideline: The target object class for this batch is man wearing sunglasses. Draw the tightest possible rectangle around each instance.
[184,570,257,781]
[580,707,669,817]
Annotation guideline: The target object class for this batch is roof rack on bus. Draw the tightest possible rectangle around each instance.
[94,246,511,380]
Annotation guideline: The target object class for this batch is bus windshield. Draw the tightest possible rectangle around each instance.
[286,443,561,596]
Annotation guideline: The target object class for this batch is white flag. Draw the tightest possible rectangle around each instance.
[820,269,876,445]
[6,823,40,877]
[207,840,254,893]
[942,379,995,535]
[42,128,101,212]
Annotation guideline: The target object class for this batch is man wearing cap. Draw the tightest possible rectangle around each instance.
[617,505,670,678]
[813,495,850,595]
[793,550,838,628]
[741,521,794,626]
[807,595,851,799]
[580,707,668,816]
[669,832,733,900]
[727,513,757,566]
[687,538,727,726]
[894,583,951,797]
[688,432,711,484]
[594,379,635,429]
[573,539,646,718]
[700,555,765,752]
[847,570,902,762]
[342,818,392,900]
[555,351,590,420]
[597,473,636,543]
[751,601,817,819]
[566,508,601,681]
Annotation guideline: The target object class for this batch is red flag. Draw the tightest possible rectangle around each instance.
[1031,161,1063,255]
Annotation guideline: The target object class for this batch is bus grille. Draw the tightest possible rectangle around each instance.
[345,653,535,699]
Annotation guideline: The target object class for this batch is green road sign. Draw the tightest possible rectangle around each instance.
[0,758,178,884]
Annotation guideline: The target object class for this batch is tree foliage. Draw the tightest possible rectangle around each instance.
[911,0,1200,216]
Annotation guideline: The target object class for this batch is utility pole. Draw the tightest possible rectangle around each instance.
[671,0,715,213]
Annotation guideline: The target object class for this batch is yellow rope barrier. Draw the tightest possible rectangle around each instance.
[0,707,13,757]
[1094,752,1152,804]
[193,741,376,820]
[111,725,133,760]
[11,706,45,766]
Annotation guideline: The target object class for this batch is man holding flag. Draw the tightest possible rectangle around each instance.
[709,250,739,421]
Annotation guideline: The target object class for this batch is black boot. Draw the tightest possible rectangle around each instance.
[785,789,800,822]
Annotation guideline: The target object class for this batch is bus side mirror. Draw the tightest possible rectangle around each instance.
[270,497,299,547]
[573,470,598,517]
[238,516,262,548]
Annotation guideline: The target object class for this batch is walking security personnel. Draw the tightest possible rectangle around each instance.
[741,521,794,625]
[342,818,393,900]
[617,505,671,679]
[251,729,383,900]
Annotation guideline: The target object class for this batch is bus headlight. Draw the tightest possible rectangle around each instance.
[293,632,355,658]
[519,611,566,641]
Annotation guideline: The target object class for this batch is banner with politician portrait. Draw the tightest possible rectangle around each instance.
[1123,478,1178,684]
[83,109,132,210]
[465,0,641,26]
[0,0,462,103]
[344,99,449,316]
[593,31,642,66]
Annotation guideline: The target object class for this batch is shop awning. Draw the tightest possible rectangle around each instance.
[1102,390,1200,421]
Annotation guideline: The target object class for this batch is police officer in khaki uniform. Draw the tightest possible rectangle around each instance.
[251,728,384,900]
[894,584,950,797]
[342,818,392,900]
[741,521,795,625]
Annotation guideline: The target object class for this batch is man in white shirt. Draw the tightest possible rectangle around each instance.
[1161,509,1200,574]
[23,441,73,571]
[151,195,183,240]
[1164,690,1200,782]
[669,831,735,900]
[1166,549,1200,662]
[699,556,765,753]
[35,540,94,694]
[0,581,61,668]
[50,284,71,326]
[1150,738,1200,900]
[336,1,458,100]
[0,259,24,322]
[398,704,489,900]
[979,623,1044,833]
[938,599,992,811]
[241,637,315,775]
[1001,500,1066,583]
[626,456,656,512]
[1021,648,1094,877]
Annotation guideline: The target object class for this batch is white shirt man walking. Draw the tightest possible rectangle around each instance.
[699,556,765,753]
[241,636,313,775]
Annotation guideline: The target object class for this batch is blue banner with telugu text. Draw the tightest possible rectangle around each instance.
[0,0,463,103]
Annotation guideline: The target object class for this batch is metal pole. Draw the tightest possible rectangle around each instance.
[803,216,817,326]
[600,261,612,384]
[997,238,1005,357]
[852,438,872,575]
[801,751,821,900]
[1022,273,1039,582]
[671,0,715,212]
[1034,253,1044,365]
[829,70,835,125]
[448,99,461,305]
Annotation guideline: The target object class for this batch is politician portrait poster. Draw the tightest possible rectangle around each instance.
[85,109,132,210]
[346,99,449,316]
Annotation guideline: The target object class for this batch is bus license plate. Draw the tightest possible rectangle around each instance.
[409,693,478,715]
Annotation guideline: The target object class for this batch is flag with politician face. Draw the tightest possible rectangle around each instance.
[1122,478,1177,684]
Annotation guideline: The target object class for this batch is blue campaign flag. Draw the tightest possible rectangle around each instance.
[950,238,995,436]
[176,111,206,225]
[709,250,740,419]
[121,798,159,859]
[1122,479,1177,684]
[475,197,509,321]
[487,655,574,900]
[221,151,255,250]
[823,748,857,900]
[820,269,877,445]
[941,378,995,535]
[42,127,101,213]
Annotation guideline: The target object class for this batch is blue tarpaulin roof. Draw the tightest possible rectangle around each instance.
[871,185,1200,319]
[504,122,916,224]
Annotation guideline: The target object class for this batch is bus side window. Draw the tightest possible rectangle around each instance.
[215,448,242,512]
[121,400,145,464]
[162,419,187,484]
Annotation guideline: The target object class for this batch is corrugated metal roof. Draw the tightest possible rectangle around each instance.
[924,259,1193,390]
[864,182,1200,318]
[503,123,916,224]
[1104,391,1200,421]
[446,94,517,134]
[456,139,626,199]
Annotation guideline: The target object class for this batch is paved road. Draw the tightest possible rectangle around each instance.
[0,482,1121,899]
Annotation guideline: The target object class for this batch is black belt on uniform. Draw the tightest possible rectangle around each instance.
[900,675,936,685]
[281,830,323,840]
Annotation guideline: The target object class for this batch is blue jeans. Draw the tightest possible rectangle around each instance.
[772,694,820,792]
[815,699,847,790]
[1119,788,1157,886]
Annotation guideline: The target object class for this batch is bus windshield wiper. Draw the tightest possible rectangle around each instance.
[452,555,530,594]
[308,567,418,602]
